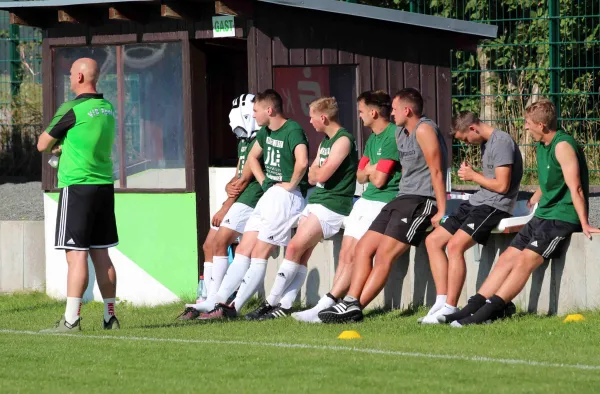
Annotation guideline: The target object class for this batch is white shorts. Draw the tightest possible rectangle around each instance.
[343,198,387,240]
[209,202,254,234]
[244,186,306,246]
[301,203,346,240]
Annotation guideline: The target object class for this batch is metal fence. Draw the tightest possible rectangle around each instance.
[0,12,42,179]
[0,2,598,183]
[408,0,600,182]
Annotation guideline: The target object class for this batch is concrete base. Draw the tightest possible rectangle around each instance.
[0,221,45,293]
[261,232,600,316]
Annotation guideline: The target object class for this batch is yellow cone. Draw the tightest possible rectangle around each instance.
[338,330,361,340]
[563,314,585,323]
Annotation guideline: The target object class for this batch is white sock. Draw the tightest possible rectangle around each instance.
[279,265,307,309]
[293,294,336,323]
[210,256,229,298]
[232,258,267,312]
[104,298,116,323]
[65,297,82,325]
[203,262,213,297]
[266,259,300,307]
[427,295,447,315]
[215,254,251,304]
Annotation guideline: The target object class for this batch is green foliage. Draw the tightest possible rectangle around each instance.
[346,0,600,181]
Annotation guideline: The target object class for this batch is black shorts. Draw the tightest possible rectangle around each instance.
[441,201,511,245]
[369,195,437,246]
[55,184,119,250]
[510,217,580,258]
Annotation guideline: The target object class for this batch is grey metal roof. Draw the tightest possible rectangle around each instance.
[0,0,497,39]
[258,0,497,39]
[0,0,153,7]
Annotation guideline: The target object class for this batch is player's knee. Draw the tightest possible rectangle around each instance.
[373,252,394,269]
[202,239,213,257]
[212,235,229,255]
[339,247,354,267]
[285,240,303,260]
[496,252,518,272]
[446,238,466,257]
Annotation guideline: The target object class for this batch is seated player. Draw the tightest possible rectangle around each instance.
[195,89,310,320]
[245,97,358,320]
[319,88,447,323]
[292,91,400,323]
[178,94,263,320]
[446,99,600,327]
[421,111,523,324]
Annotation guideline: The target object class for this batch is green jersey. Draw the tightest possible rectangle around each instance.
[308,128,358,216]
[255,119,309,195]
[360,122,401,203]
[45,93,116,188]
[535,130,589,224]
[235,138,264,209]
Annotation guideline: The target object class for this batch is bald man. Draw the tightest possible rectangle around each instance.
[37,58,120,333]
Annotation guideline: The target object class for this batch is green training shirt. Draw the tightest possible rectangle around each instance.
[45,93,116,188]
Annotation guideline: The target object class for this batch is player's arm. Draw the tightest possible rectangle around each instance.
[356,156,370,184]
[310,138,351,185]
[307,144,322,186]
[555,141,600,238]
[226,159,243,198]
[365,161,394,189]
[281,143,308,191]
[416,124,446,228]
[461,165,512,194]
[528,187,542,209]
[246,141,266,185]
[37,106,75,153]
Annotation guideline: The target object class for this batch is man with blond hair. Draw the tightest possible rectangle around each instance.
[447,99,600,327]
[248,96,358,320]
[294,91,401,323]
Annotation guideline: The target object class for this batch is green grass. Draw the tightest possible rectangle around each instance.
[2,293,600,393]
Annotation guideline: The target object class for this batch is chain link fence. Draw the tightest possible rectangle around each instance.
[0,12,42,180]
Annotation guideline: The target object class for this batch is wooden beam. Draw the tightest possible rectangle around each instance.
[215,0,253,17]
[160,4,182,19]
[108,7,131,21]
[58,10,77,23]
[160,1,210,20]
[9,11,47,27]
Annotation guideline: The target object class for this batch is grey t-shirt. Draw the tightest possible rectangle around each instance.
[396,117,448,199]
[469,129,523,214]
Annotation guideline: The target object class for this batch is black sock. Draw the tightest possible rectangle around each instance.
[443,293,487,323]
[326,292,337,302]
[459,295,506,326]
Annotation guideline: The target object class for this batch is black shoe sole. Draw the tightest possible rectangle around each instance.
[318,310,363,324]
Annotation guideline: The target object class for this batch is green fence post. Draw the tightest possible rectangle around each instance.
[409,0,417,13]
[548,0,560,116]
[9,23,21,99]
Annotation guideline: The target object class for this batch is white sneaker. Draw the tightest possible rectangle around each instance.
[418,303,444,323]
[292,309,323,324]
[421,305,459,325]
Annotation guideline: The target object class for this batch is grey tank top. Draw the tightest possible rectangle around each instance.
[396,117,448,199]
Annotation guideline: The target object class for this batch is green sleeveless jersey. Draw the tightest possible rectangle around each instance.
[535,130,589,224]
[307,128,358,216]
[360,122,401,203]
[255,119,309,195]
[235,138,264,209]
[45,93,115,188]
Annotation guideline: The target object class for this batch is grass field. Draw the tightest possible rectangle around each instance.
[1,293,600,393]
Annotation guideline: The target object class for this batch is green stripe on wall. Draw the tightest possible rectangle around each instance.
[48,192,198,297]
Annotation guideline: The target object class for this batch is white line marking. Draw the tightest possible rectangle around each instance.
[0,329,598,371]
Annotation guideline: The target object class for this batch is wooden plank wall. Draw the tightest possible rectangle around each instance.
[248,3,455,162]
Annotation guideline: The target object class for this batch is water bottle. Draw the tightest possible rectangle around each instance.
[196,275,206,300]
[228,245,234,265]
[440,215,449,224]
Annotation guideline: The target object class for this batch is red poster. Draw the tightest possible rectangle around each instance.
[274,66,331,159]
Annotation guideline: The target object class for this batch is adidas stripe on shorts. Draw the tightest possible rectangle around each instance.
[441,201,510,245]
[509,216,581,258]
